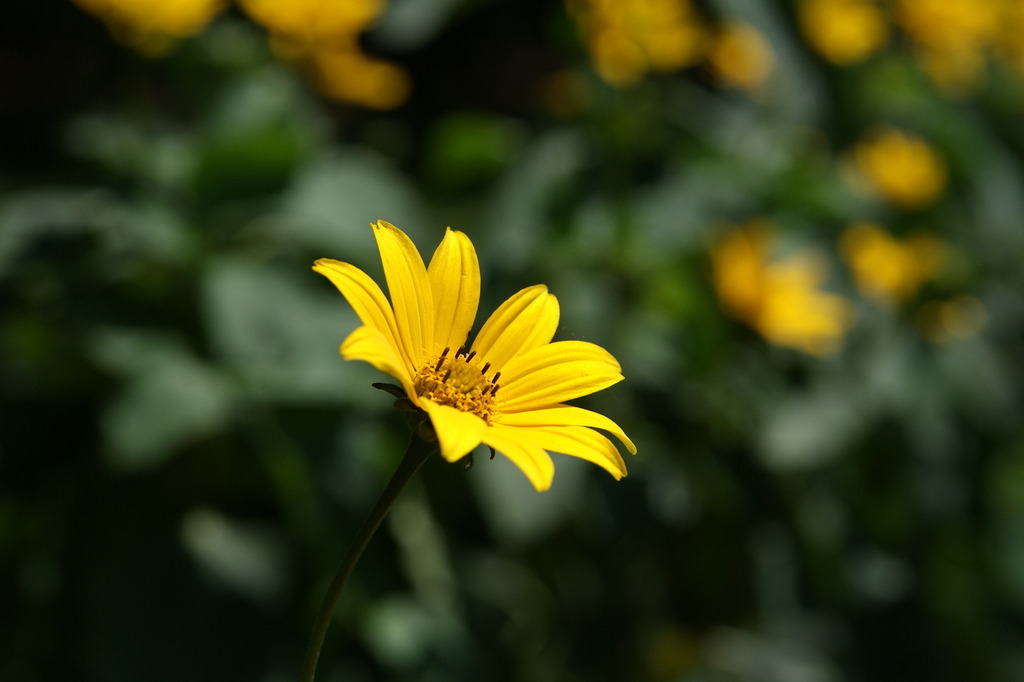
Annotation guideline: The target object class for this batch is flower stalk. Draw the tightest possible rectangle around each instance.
[300,434,437,682]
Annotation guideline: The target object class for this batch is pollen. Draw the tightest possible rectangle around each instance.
[413,347,500,421]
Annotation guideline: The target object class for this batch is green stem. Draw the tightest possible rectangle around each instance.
[300,434,436,682]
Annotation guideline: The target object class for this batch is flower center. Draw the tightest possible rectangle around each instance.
[413,346,501,421]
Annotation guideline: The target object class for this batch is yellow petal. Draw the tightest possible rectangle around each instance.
[421,400,487,463]
[340,325,415,396]
[496,405,636,454]
[471,285,559,369]
[501,424,628,480]
[496,341,624,411]
[372,220,434,369]
[427,227,480,353]
[313,258,411,374]
[482,424,556,491]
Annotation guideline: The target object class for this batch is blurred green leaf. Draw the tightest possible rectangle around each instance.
[758,379,864,470]
[422,111,527,196]
[180,507,287,604]
[0,189,110,273]
[700,627,840,682]
[65,114,196,191]
[268,150,425,257]
[361,596,439,670]
[202,257,355,403]
[204,66,323,144]
[374,0,463,49]
[482,130,585,272]
[89,329,237,470]
[196,125,309,203]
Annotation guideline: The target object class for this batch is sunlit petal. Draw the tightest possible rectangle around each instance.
[500,424,627,479]
[340,325,415,395]
[421,400,487,463]
[482,424,556,491]
[373,220,434,368]
[471,285,559,368]
[313,258,410,374]
[427,227,480,353]
[496,405,636,454]
[497,341,623,411]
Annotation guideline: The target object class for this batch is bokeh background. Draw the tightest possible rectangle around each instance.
[4,0,1024,680]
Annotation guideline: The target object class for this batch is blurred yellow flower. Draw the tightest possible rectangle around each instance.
[798,0,889,65]
[712,223,853,356]
[995,2,1024,78]
[239,0,409,109]
[72,0,225,55]
[840,223,945,304]
[567,0,707,86]
[707,22,775,91]
[849,128,947,210]
[894,0,1001,92]
[308,49,411,111]
[238,0,384,47]
[315,221,635,491]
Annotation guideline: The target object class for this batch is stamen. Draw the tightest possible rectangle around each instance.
[480,362,491,375]
[412,348,497,423]
[491,371,501,384]
[491,383,500,396]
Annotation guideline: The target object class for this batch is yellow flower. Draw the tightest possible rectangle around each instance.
[238,0,384,48]
[712,222,853,356]
[893,0,1001,92]
[995,2,1024,79]
[239,0,410,109]
[314,221,635,491]
[72,0,225,55]
[840,223,945,304]
[308,49,411,111]
[567,0,707,86]
[798,0,889,65]
[894,0,999,58]
[848,127,947,210]
[707,22,775,91]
